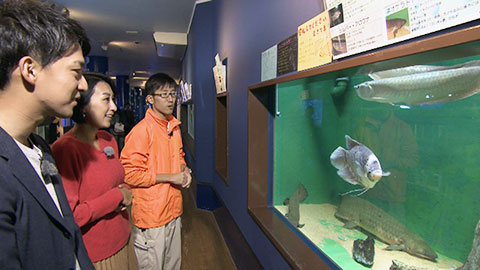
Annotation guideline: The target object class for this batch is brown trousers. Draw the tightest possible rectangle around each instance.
[93,233,139,270]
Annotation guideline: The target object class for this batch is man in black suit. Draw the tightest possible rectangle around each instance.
[0,0,94,269]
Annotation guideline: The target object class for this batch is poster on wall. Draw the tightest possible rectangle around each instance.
[178,80,192,104]
[213,53,226,94]
[261,44,278,82]
[325,0,480,60]
[277,33,298,76]
[297,11,333,71]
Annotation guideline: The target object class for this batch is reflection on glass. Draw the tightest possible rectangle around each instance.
[273,54,480,269]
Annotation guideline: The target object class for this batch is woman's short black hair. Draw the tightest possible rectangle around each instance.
[71,72,116,123]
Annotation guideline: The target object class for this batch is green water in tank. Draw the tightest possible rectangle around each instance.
[273,52,480,264]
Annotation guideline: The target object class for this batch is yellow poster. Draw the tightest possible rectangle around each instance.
[297,11,332,71]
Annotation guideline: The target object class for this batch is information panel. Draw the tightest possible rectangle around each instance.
[326,0,480,59]
[277,34,298,76]
[297,11,333,71]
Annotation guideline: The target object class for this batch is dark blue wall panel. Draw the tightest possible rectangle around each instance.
[115,75,129,109]
[86,55,108,74]
[182,2,216,183]
[183,1,325,269]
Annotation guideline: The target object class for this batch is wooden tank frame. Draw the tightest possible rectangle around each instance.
[247,23,480,269]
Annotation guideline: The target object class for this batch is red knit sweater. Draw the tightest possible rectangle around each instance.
[52,130,130,262]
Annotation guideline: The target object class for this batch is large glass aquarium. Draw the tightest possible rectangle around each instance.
[272,40,480,269]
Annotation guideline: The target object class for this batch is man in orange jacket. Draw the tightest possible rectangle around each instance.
[121,73,192,270]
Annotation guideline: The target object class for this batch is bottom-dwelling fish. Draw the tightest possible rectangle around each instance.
[283,183,308,228]
[335,196,438,261]
[330,135,390,196]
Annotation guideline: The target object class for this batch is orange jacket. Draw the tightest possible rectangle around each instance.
[120,108,185,228]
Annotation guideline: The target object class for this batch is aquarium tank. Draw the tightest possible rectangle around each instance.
[273,41,480,269]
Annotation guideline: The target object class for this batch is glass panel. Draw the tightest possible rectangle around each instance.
[273,44,480,269]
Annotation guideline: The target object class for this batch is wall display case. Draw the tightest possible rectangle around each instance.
[248,24,480,269]
[180,104,195,159]
[216,93,229,184]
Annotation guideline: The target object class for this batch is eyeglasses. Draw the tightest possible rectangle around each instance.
[151,92,177,99]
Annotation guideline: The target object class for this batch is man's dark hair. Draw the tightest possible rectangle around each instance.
[0,0,90,90]
[145,73,177,96]
[72,72,116,123]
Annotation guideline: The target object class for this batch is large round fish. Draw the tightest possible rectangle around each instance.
[354,60,480,106]
[330,135,390,190]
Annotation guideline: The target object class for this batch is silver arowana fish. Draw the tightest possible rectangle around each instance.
[335,196,438,261]
[330,135,390,195]
[355,60,480,106]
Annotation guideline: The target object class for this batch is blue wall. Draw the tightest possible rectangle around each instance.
[182,1,216,182]
[182,1,324,268]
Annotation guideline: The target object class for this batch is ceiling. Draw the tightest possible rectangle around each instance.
[52,0,199,83]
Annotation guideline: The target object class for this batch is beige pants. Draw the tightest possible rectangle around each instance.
[133,217,181,270]
[93,233,139,270]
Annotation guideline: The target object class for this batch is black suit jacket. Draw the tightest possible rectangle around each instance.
[0,128,93,270]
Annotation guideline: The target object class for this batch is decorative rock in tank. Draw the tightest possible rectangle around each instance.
[353,236,375,267]
[389,260,443,270]
[457,219,480,270]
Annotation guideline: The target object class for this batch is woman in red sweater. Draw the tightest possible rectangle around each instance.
[52,72,137,270]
